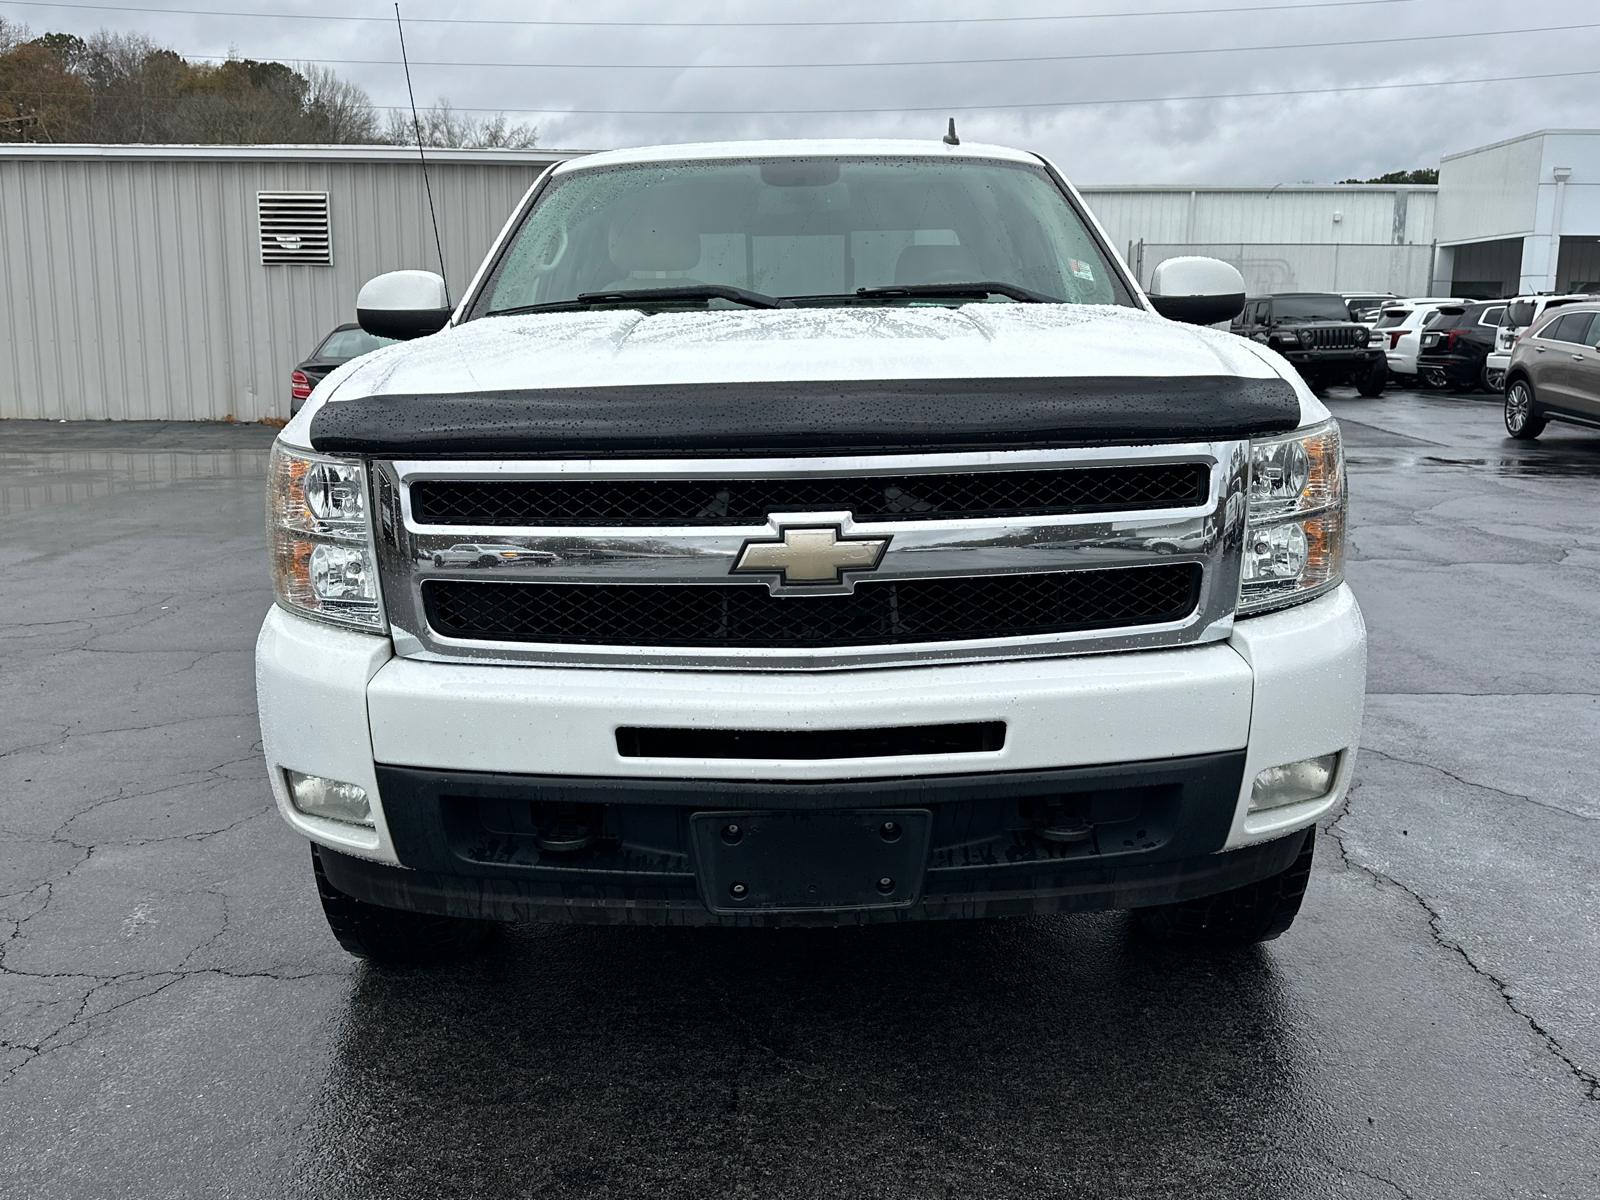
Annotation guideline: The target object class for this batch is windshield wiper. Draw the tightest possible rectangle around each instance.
[489,285,793,316]
[849,282,1058,304]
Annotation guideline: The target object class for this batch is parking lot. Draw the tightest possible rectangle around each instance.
[2,388,1598,1199]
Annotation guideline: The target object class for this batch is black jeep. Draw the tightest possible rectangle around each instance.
[1231,292,1388,396]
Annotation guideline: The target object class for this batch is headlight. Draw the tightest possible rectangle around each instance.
[1238,420,1345,616]
[267,444,384,631]
[1297,329,1315,347]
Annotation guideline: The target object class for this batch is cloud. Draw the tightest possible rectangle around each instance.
[17,0,1592,182]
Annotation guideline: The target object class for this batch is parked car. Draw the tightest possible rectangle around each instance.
[290,323,396,414]
[1503,301,1600,438]
[1231,292,1388,395]
[1486,294,1596,391]
[430,543,559,568]
[1340,291,1398,325]
[1371,297,1457,384]
[262,139,1364,962]
[1416,301,1506,391]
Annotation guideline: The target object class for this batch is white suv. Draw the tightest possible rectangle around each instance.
[1372,297,1458,383]
[1486,294,1597,391]
[258,140,1365,963]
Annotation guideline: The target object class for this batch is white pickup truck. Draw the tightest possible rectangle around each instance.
[257,139,1365,963]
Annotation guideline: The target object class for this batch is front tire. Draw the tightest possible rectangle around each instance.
[1134,831,1315,948]
[1504,378,1547,439]
[1356,361,1386,398]
[312,846,498,965]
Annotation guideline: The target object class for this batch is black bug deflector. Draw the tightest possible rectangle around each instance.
[307,375,1300,458]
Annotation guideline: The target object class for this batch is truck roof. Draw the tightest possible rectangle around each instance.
[556,139,1043,175]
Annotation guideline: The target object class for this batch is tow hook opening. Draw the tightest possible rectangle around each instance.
[531,801,604,854]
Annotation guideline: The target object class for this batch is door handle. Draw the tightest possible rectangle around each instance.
[1573,354,1586,362]
[1534,346,1546,352]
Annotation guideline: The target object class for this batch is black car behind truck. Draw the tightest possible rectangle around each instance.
[1417,300,1506,392]
[1231,293,1387,396]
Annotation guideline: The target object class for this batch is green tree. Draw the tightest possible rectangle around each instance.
[1338,168,1439,185]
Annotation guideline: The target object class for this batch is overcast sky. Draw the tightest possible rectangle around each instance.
[3,0,1595,182]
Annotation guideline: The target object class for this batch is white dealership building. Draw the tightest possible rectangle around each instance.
[0,130,1592,422]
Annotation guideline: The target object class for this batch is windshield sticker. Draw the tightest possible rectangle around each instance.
[1069,259,1096,281]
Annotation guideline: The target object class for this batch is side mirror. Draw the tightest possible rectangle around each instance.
[1146,257,1246,325]
[356,270,452,340]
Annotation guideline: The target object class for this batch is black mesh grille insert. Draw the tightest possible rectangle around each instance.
[422,564,1202,649]
[616,722,1006,759]
[410,464,1209,527]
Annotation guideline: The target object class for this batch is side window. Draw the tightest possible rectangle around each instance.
[1255,301,1270,324]
[1540,313,1595,344]
[1532,313,1567,341]
[1479,306,1506,327]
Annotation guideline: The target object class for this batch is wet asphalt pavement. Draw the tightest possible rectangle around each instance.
[2,391,1598,1199]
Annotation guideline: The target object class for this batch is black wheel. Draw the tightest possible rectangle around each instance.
[1504,378,1547,440]
[312,845,497,965]
[432,554,445,568]
[1480,362,1499,393]
[1356,361,1386,398]
[1134,830,1315,948]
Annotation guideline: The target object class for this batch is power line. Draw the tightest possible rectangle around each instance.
[165,20,1590,73]
[0,0,1418,28]
[374,67,1600,115]
[3,65,1571,116]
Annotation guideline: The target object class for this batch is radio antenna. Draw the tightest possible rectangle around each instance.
[395,3,449,305]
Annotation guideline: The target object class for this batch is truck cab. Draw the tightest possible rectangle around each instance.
[257,140,1365,962]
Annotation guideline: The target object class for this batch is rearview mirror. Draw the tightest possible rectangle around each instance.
[1146,257,1246,325]
[356,270,452,340]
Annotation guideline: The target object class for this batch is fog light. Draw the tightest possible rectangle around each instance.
[1250,753,1339,812]
[284,769,373,827]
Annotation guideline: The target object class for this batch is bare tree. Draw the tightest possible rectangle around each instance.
[0,16,27,55]
[384,97,537,149]
[300,64,378,143]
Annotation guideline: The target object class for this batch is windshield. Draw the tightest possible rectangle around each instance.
[475,156,1128,314]
[1504,301,1536,326]
[1271,296,1352,322]
[1374,310,1410,329]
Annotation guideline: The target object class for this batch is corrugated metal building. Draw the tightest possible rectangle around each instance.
[1078,184,1438,298]
[0,144,577,422]
[1433,130,1600,298]
[2,139,1564,423]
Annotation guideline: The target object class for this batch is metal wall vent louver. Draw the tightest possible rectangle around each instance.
[258,192,331,265]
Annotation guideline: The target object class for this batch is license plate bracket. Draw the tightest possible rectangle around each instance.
[691,809,931,914]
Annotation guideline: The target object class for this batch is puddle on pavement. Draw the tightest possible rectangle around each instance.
[0,449,268,516]
[1348,449,1600,479]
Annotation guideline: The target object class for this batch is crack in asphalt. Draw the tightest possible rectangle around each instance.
[1324,798,1600,1103]
[1312,1151,1416,1200]
[1359,746,1597,823]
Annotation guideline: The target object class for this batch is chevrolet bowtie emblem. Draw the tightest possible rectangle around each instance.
[732,525,889,586]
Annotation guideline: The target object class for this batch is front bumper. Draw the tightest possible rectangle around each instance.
[257,585,1366,923]
[1281,348,1384,372]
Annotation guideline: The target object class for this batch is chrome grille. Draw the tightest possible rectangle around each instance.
[371,444,1250,671]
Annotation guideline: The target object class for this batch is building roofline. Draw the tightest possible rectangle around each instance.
[1441,129,1600,163]
[0,143,595,166]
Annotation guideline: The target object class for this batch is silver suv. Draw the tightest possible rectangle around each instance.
[1503,302,1600,438]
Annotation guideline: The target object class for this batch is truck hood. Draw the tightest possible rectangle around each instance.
[318,303,1282,402]
[288,303,1321,455]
